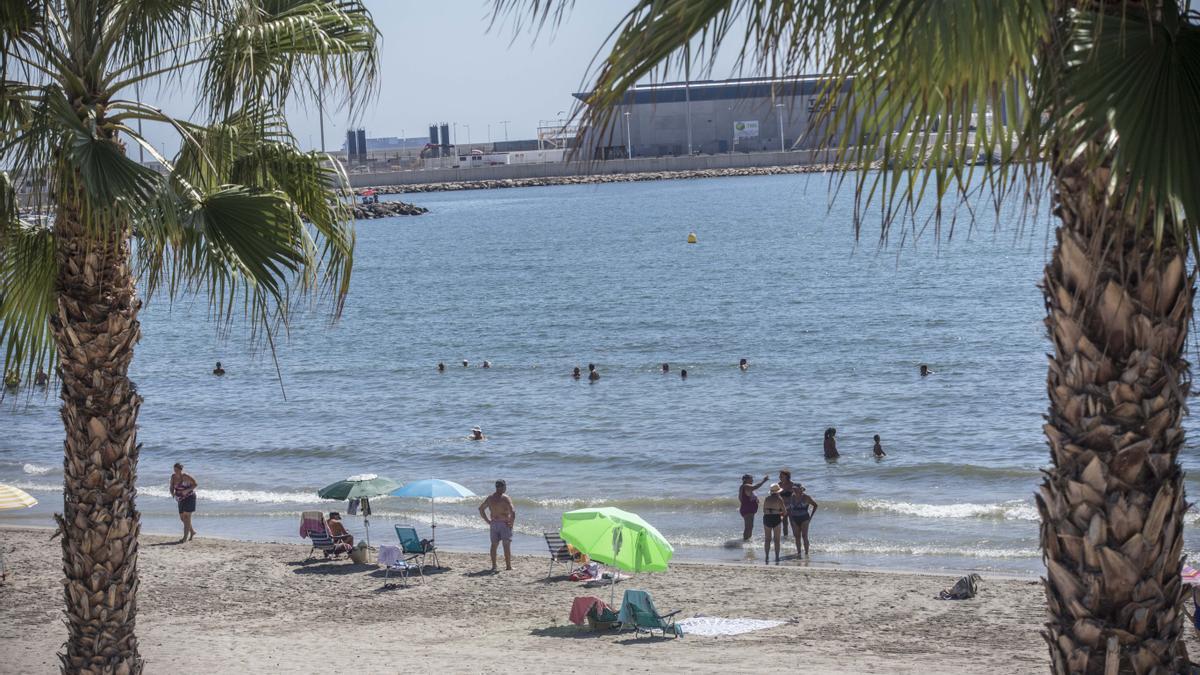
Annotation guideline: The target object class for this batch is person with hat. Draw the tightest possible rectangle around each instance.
[738,474,769,541]
[470,426,485,440]
[788,484,819,558]
[761,484,787,564]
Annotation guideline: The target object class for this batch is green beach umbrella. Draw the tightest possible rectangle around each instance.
[561,506,673,572]
[317,474,400,554]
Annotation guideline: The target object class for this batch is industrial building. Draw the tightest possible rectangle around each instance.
[576,75,851,158]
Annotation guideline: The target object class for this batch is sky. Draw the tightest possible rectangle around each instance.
[136,2,747,155]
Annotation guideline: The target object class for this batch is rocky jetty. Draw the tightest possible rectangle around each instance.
[360,163,849,195]
[351,200,428,219]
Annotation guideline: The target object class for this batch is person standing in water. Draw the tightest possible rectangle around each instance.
[588,364,600,381]
[478,479,516,572]
[170,463,198,541]
[761,484,786,564]
[823,428,839,459]
[680,369,688,380]
[437,362,445,372]
[739,358,749,371]
[788,484,819,557]
[919,364,932,376]
[470,426,485,441]
[661,363,669,374]
[212,361,225,376]
[872,434,886,457]
[777,469,795,537]
[572,366,581,379]
[739,474,769,541]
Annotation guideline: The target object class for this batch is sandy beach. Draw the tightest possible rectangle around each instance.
[0,526,1069,674]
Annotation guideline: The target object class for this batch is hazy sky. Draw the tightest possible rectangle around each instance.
[136,2,747,154]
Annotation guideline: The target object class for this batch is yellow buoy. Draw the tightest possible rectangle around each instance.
[687,232,698,244]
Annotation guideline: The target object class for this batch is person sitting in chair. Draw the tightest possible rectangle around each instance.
[326,512,354,548]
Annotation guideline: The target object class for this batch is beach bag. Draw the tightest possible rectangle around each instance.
[939,574,981,600]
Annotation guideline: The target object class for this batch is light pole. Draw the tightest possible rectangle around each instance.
[465,124,471,148]
[499,120,511,141]
[453,122,458,147]
[623,110,632,158]
[487,123,491,144]
[684,49,693,155]
[775,103,785,152]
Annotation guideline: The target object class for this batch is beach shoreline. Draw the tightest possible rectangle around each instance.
[0,525,1074,674]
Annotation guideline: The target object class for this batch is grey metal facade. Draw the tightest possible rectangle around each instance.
[575,76,851,158]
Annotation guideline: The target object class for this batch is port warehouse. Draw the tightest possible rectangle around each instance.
[338,75,856,169]
[338,74,998,175]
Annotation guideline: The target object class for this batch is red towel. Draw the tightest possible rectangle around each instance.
[569,596,611,626]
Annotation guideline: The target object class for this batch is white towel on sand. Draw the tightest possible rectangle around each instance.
[675,617,784,637]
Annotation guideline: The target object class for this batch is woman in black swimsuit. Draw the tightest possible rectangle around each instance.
[789,484,819,557]
[777,469,795,536]
[761,484,786,564]
[170,463,198,542]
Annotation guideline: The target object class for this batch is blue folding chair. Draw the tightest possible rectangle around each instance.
[395,525,439,568]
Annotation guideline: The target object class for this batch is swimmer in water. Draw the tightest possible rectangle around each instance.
[920,364,932,376]
[470,426,485,441]
[34,368,49,386]
[437,362,445,372]
[463,360,469,367]
[572,366,581,379]
[739,358,749,371]
[212,361,225,376]
[823,427,839,459]
[680,369,688,379]
[482,360,491,369]
[661,363,669,374]
[588,364,600,381]
[873,434,886,457]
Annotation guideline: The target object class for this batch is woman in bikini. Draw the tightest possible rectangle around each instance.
[170,463,198,542]
[789,484,819,557]
[761,484,787,564]
[738,474,769,541]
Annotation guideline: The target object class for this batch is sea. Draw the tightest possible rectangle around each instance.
[4,173,1198,576]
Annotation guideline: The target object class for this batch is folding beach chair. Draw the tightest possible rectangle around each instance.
[395,525,439,568]
[543,531,575,579]
[617,590,682,638]
[379,545,423,588]
[301,512,352,560]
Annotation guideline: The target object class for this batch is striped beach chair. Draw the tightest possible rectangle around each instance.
[544,532,575,579]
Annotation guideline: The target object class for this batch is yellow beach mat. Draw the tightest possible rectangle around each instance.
[0,484,38,510]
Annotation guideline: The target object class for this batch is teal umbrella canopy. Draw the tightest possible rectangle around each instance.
[317,474,400,501]
[560,507,674,573]
[391,479,475,499]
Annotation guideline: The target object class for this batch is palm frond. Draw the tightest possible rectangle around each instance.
[1060,5,1200,248]
[202,0,380,117]
[0,172,56,379]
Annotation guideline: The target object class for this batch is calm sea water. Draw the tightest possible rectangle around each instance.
[4,174,1198,575]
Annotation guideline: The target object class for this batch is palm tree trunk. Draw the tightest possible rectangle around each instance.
[1039,155,1193,673]
[50,191,143,674]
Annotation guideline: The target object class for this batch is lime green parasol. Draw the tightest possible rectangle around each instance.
[561,506,673,574]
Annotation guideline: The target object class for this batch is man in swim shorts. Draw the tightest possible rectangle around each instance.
[478,479,516,571]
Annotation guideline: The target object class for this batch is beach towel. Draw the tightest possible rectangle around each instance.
[939,574,982,600]
[299,511,324,538]
[675,617,784,637]
[569,562,600,581]
[378,545,403,567]
[570,596,610,626]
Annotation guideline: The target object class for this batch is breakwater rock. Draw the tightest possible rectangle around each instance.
[351,200,428,219]
[361,163,849,195]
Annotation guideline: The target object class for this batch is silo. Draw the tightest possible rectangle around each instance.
[355,128,367,160]
[439,123,450,148]
[428,125,439,145]
[345,130,357,159]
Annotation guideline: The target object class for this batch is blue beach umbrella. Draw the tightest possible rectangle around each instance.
[391,479,476,544]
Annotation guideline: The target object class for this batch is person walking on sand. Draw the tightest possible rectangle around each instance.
[739,474,769,541]
[170,463,198,541]
[789,484,819,557]
[823,428,839,460]
[873,434,886,458]
[478,480,516,571]
[762,484,787,564]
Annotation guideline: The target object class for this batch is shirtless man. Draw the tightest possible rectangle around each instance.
[478,480,516,571]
